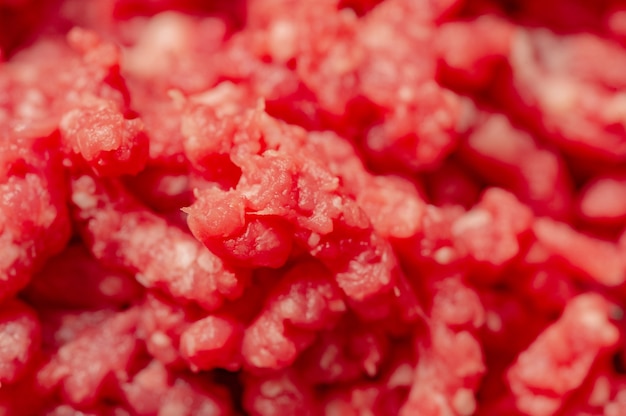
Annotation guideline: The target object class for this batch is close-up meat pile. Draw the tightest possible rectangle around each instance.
[2,0,626,414]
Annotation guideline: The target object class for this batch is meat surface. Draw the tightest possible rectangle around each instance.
[1,0,626,415]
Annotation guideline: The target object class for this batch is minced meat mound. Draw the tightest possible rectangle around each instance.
[2,0,626,415]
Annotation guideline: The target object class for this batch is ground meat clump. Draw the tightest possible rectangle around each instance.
[2,0,626,415]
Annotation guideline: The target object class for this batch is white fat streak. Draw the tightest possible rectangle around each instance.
[268,20,298,63]
[158,174,189,197]
[387,363,414,388]
[260,380,285,398]
[537,78,578,114]
[3,245,21,276]
[320,345,339,371]
[451,209,492,236]
[486,311,503,332]
[307,232,321,247]
[174,239,197,269]
[579,307,619,344]
[71,175,98,210]
[150,331,171,348]
[433,247,455,265]
[71,190,97,210]
[589,376,610,406]
[197,250,220,274]
[188,81,245,115]
[16,88,46,121]
[98,275,123,296]
[452,389,477,416]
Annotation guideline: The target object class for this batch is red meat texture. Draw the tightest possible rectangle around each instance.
[2,0,626,415]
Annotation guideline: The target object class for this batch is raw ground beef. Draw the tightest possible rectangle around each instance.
[1,0,626,415]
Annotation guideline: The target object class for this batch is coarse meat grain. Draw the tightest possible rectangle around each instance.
[1,0,626,415]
